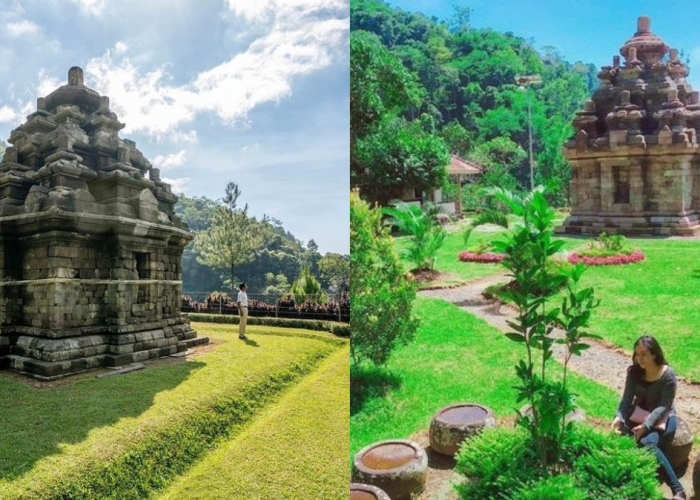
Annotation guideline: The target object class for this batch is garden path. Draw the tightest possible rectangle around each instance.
[419,274,700,499]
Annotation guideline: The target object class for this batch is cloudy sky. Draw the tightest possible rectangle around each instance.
[0,0,349,254]
[390,0,700,91]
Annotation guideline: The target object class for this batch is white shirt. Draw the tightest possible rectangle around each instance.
[237,290,248,307]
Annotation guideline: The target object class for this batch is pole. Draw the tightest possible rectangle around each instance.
[527,88,534,191]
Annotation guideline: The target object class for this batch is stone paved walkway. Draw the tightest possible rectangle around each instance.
[418,274,700,499]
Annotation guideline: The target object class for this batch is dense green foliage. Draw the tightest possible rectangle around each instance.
[576,232,635,258]
[465,188,600,470]
[176,194,346,296]
[350,0,598,206]
[290,266,326,304]
[455,425,661,500]
[382,201,446,270]
[350,191,418,366]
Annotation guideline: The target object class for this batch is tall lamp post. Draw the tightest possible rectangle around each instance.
[516,74,541,191]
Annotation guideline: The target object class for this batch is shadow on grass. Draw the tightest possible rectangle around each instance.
[351,364,402,416]
[691,268,700,279]
[0,359,204,481]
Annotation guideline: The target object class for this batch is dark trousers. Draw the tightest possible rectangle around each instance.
[621,415,683,494]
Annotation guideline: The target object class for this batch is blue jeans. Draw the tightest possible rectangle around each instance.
[624,415,683,494]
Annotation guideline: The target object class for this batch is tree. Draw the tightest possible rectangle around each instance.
[318,253,350,292]
[290,266,326,304]
[382,201,446,271]
[194,182,270,294]
[354,116,449,205]
[351,191,418,366]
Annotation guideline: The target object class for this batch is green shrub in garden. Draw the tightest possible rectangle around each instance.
[350,192,418,366]
[578,232,634,258]
[511,475,587,500]
[455,425,662,500]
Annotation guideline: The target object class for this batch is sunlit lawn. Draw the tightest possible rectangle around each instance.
[158,346,349,500]
[0,323,344,500]
[350,298,620,458]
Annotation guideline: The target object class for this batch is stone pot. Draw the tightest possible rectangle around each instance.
[352,439,427,500]
[666,416,693,476]
[429,402,496,457]
[350,482,392,500]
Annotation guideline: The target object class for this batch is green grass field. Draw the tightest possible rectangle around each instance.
[350,297,620,458]
[0,323,347,500]
[158,346,349,500]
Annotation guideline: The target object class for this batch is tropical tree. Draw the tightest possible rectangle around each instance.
[382,201,446,271]
[194,182,270,294]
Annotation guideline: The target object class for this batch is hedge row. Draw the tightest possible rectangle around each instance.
[187,313,350,337]
[1,348,334,500]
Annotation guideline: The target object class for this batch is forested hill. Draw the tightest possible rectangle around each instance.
[350,0,599,207]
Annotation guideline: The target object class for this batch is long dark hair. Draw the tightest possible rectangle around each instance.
[630,335,667,377]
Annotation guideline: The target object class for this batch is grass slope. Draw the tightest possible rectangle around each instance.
[350,298,620,457]
[0,324,341,500]
[157,346,350,500]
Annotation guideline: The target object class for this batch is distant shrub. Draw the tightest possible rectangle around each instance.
[572,232,644,264]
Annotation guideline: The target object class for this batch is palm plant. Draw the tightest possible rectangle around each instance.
[382,201,446,271]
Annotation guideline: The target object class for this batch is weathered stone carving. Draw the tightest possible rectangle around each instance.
[0,67,207,379]
[560,17,700,236]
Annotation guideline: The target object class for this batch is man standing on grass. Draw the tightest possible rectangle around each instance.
[237,282,249,340]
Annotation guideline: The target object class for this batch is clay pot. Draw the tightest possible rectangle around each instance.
[429,403,496,457]
[352,439,428,500]
[350,482,392,500]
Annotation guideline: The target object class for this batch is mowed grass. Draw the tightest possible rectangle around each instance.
[395,226,506,287]
[0,323,342,500]
[350,297,620,457]
[157,346,349,500]
[559,237,700,381]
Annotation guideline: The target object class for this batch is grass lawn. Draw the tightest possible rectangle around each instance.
[398,217,700,382]
[395,227,506,288]
[157,346,349,500]
[560,237,700,382]
[350,297,620,458]
[0,323,345,500]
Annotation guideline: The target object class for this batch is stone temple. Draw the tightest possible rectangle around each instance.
[560,16,700,236]
[0,67,207,379]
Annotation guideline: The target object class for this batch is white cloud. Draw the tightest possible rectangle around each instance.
[114,41,129,54]
[0,106,19,124]
[68,0,108,16]
[6,20,40,37]
[152,150,187,171]
[162,176,191,194]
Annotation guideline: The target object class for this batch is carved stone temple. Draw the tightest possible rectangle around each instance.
[0,67,207,379]
[559,16,700,236]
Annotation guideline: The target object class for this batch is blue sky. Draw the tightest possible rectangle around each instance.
[389,0,700,91]
[0,0,349,255]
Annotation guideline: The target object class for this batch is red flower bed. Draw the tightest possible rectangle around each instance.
[568,250,645,266]
[458,251,506,263]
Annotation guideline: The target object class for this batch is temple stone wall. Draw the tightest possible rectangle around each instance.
[560,17,700,236]
[0,67,207,379]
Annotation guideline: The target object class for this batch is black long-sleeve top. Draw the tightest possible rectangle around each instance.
[616,364,677,430]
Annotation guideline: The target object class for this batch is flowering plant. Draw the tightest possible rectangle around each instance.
[568,250,645,266]
[458,251,505,263]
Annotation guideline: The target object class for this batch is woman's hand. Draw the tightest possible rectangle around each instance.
[610,416,621,432]
[632,424,646,441]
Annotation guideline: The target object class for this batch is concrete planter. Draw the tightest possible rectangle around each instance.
[350,482,392,500]
[429,403,496,457]
[352,439,427,500]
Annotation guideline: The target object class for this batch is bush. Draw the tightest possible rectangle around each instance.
[568,250,645,266]
[576,232,638,259]
[455,425,663,500]
[351,192,418,366]
[187,313,349,337]
[511,475,587,500]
